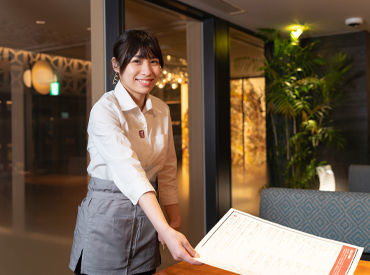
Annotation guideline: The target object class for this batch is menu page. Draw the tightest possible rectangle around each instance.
[195,208,363,275]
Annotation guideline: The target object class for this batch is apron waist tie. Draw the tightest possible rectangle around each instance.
[86,190,130,200]
[87,177,158,200]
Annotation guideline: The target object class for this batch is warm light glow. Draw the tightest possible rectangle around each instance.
[23,69,32,88]
[181,83,189,199]
[158,54,188,90]
[31,61,57,95]
[36,20,46,25]
[286,24,309,43]
[230,78,267,214]
[158,83,164,89]
[291,28,303,40]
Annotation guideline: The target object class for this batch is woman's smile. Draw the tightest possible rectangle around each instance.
[136,78,154,86]
[117,52,161,108]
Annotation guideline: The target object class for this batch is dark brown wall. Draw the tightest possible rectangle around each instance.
[305,31,370,190]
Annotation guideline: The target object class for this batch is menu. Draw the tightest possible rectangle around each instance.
[195,208,363,275]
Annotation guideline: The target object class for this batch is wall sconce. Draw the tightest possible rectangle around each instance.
[30,60,57,95]
[23,69,32,88]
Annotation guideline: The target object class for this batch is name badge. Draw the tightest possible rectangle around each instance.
[139,130,145,138]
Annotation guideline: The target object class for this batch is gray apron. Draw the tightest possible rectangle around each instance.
[69,177,161,275]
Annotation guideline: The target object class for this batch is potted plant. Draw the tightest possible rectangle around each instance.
[260,29,351,189]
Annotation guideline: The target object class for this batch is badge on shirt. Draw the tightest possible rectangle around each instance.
[139,130,145,138]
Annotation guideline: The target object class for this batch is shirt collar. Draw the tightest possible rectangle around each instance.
[113,81,137,111]
[113,81,156,114]
[142,95,153,113]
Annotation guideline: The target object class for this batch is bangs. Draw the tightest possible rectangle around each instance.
[113,30,164,73]
[136,47,156,59]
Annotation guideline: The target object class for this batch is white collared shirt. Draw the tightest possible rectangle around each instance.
[87,81,178,205]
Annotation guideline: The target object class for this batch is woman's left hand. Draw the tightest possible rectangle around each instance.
[159,204,181,244]
[164,204,181,231]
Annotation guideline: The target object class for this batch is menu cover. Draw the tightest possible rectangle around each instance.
[195,208,363,275]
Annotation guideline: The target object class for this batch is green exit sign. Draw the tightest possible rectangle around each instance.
[50,82,59,96]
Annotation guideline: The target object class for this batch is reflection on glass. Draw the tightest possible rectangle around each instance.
[230,28,267,215]
[0,0,90,273]
[0,47,91,236]
[125,0,196,269]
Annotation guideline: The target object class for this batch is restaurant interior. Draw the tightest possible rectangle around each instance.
[0,0,369,274]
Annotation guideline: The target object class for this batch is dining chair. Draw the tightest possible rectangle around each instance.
[349,164,370,193]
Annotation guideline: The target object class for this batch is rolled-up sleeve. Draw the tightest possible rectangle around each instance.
[157,112,178,206]
[88,101,155,205]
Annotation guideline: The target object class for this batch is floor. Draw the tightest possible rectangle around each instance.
[0,163,264,274]
[0,169,189,274]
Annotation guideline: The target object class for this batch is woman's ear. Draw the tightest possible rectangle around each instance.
[111,57,120,73]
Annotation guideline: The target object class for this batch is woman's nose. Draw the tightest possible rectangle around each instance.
[140,60,152,75]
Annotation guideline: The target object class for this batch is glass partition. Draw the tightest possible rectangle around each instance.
[125,0,200,269]
[229,28,267,215]
[0,0,202,273]
[0,1,90,274]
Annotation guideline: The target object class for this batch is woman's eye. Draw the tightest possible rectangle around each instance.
[132,59,141,64]
[151,59,159,64]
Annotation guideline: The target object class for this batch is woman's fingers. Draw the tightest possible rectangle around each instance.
[180,251,203,265]
[182,239,197,257]
[163,229,203,265]
[181,239,203,265]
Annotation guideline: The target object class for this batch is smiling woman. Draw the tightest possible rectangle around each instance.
[113,54,161,108]
[111,31,163,109]
[0,0,205,273]
[69,30,201,275]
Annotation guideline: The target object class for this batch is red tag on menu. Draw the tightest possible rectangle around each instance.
[139,130,145,138]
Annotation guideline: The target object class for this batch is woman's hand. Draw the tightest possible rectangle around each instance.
[138,192,202,265]
[160,226,202,265]
[164,204,181,231]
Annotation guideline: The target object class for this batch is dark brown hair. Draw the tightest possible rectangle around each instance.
[113,29,164,73]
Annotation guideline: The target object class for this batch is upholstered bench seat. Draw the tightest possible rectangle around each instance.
[259,188,370,259]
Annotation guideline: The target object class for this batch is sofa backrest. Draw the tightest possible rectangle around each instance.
[259,188,370,253]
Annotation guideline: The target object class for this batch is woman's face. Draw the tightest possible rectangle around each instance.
[115,51,161,99]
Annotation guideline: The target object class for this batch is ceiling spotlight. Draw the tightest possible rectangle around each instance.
[345,17,363,27]
[291,28,303,40]
[286,24,309,44]
[36,20,46,25]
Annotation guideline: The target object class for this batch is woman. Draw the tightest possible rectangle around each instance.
[69,29,200,275]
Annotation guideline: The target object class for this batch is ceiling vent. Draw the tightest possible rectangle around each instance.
[201,0,245,16]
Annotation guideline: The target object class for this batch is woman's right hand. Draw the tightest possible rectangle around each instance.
[137,192,202,265]
[160,226,202,265]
